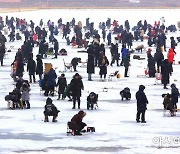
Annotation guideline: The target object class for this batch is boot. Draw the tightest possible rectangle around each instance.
[78,100,80,109]
[52,116,57,122]
[136,119,140,123]
[72,100,76,109]
[44,115,49,122]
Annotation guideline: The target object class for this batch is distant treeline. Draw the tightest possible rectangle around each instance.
[0,0,180,9]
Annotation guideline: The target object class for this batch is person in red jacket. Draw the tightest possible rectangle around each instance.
[70,110,87,135]
[167,48,175,74]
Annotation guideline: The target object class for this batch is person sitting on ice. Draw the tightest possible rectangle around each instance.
[5,88,22,109]
[44,97,60,122]
[69,110,87,135]
[120,87,131,101]
[87,92,98,110]
[162,93,174,116]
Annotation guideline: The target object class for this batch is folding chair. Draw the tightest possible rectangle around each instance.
[108,70,119,81]
[63,59,72,72]
[67,122,75,136]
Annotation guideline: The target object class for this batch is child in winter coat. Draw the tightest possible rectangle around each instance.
[56,73,67,100]
[20,82,31,109]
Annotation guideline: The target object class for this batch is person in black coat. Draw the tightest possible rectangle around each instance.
[170,36,177,52]
[87,54,95,81]
[120,87,131,101]
[110,43,119,66]
[36,54,43,80]
[161,59,171,89]
[147,52,156,77]
[71,57,81,72]
[56,73,67,100]
[124,51,130,77]
[170,83,179,111]
[161,33,167,51]
[70,73,84,109]
[39,39,48,58]
[154,47,164,73]
[136,85,148,123]
[53,38,59,59]
[27,57,36,83]
[127,32,133,49]
[0,43,5,66]
[44,97,60,122]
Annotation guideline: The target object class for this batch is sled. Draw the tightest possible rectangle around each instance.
[103,87,108,92]
[155,73,162,85]
[137,68,149,78]
[78,61,87,68]
[135,45,144,53]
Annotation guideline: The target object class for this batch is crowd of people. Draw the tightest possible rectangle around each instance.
[0,13,179,130]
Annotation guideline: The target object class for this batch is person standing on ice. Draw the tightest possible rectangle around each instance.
[36,54,43,80]
[53,38,59,59]
[170,83,179,111]
[147,48,156,77]
[27,56,36,83]
[136,85,148,123]
[70,73,84,109]
[87,53,95,81]
[56,73,67,100]
[99,54,109,81]
[161,59,171,89]
[123,50,130,77]
[20,82,31,109]
[167,48,175,74]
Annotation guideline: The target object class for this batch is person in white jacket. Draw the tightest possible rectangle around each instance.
[20,82,31,109]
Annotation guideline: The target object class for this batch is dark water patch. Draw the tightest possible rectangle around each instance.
[13,145,129,153]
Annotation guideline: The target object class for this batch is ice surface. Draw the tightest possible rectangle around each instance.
[0,9,180,154]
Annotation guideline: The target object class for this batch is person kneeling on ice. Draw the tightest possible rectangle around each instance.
[162,93,174,116]
[70,110,87,135]
[120,87,131,101]
[44,97,60,122]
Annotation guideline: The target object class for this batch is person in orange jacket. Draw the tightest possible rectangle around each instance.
[167,48,175,74]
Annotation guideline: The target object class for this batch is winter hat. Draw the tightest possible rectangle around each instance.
[46,97,52,104]
[147,48,152,54]
[75,73,79,76]
[61,73,65,77]
[170,83,176,88]
[78,110,86,117]
[139,85,145,91]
